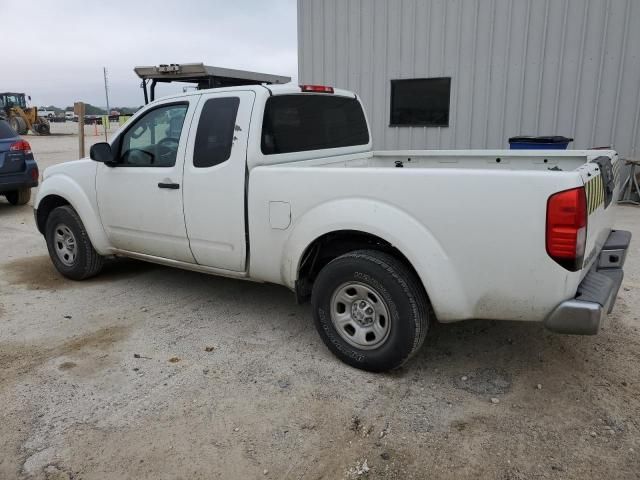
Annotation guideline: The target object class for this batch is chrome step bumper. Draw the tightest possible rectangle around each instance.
[544,230,632,335]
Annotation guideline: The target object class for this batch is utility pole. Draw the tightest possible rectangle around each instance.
[74,102,85,158]
[103,67,110,114]
[103,67,111,140]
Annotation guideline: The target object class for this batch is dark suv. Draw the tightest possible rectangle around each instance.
[0,119,38,205]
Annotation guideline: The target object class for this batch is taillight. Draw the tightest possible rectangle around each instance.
[546,187,588,271]
[10,139,32,154]
[300,84,334,93]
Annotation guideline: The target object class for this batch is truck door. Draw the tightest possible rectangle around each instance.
[96,99,196,263]
[182,91,255,271]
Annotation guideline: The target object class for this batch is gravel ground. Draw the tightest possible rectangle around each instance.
[1,126,639,479]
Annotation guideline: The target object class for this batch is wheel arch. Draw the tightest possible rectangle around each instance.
[285,198,471,321]
[35,194,69,234]
[296,229,418,295]
[35,176,111,254]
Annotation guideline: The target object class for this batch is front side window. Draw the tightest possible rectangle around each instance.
[390,78,451,127]
[261,94,369,155]
[119,103,188,167]
[193,97,240,168]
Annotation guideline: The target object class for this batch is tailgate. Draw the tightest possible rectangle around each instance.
[0,139,25,175]
[579,153,620,274]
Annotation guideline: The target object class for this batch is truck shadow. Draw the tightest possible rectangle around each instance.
[103,258,602,377]
[0,200,28,212]
[2,255,159,290]
[4,253,618,387]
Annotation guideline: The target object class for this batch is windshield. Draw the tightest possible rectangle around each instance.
[1,94,26,109]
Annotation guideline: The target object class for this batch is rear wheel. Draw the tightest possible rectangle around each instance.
[311,250,430,372]
[5,188,31,206]
[45,206,104,280]
[34,119,50,135]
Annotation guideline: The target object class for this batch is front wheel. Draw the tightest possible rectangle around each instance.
[311,250,430,372]
[14,117,28,135]
[8,116,20,132]
[45,206,104,280]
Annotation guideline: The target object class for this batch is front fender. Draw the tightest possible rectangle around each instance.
[283,198,471,321]
[35,173,112,255]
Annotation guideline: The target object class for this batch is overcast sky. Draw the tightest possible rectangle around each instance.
[1,0,297,108]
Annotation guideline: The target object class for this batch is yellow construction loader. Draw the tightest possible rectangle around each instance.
[0,92,50,135]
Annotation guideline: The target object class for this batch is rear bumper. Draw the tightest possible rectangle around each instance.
[0,178,38,193]
[0,170,39,193]
[544,230,631,335]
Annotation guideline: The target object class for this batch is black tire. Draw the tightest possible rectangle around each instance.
[15,117,28,135]
[8,116,20,132]
[311,250,430,372]
[34,119,50,135]
[45,206,104,280]
[5,188,31,206]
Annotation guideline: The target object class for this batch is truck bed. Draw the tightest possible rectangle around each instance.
[248,149,620,324]
[288,149,614,172]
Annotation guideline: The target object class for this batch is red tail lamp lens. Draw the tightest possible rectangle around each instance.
[546,187,587,271]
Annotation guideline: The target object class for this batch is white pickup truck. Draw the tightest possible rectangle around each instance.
[34,84,631,371]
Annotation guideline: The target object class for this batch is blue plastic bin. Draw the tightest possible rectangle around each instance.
[509,136,573,150]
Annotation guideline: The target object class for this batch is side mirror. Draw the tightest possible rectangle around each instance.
[90,142,115,166]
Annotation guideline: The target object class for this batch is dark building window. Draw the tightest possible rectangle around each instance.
[390,78,451,127]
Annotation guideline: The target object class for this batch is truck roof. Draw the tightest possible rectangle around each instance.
[146,84,357,105]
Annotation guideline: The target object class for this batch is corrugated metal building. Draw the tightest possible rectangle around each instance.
[297,0,640,159]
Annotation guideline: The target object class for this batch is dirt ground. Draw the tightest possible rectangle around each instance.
[1,124,639,479]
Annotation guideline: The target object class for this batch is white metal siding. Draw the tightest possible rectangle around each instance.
[298,0,640,158]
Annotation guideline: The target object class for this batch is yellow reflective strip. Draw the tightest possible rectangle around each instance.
[587,179,593,214]
[598,175,604,207]
[598,175,604,208]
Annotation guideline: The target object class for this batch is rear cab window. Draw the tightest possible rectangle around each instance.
[193,97,240,168]
[261,94,369,155]
[0,120,17,139]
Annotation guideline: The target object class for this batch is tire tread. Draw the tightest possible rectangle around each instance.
[5,188,31,206]
[46,206,104,280]
[341,250,429,364]
[312,248,431,371]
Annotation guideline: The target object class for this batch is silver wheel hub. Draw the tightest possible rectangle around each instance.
[53,224,77,267]
[351,300,375,326]
[330,282,391,350]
